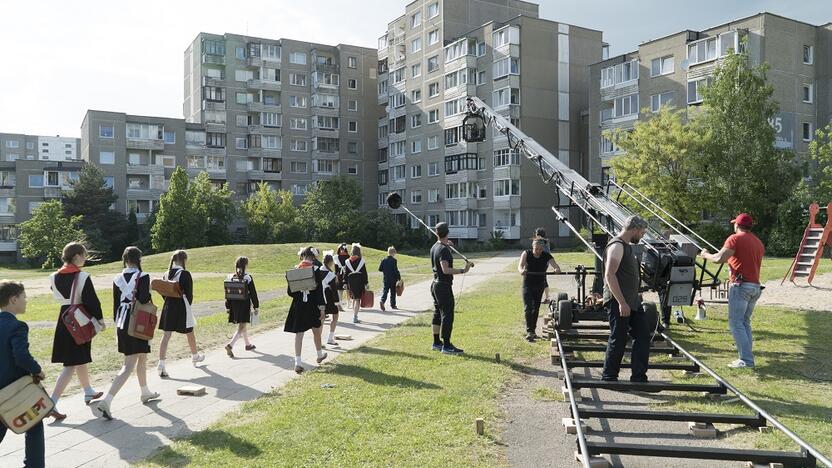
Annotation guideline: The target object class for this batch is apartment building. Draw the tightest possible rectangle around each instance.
[0,133,82,261]
[377,0,603,244]
[589,13,832,183]
[183,33,380,210]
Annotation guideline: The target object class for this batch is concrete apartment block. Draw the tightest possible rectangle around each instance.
[377,0,603,245]
[589,13,832,184]
[183,33,380,210]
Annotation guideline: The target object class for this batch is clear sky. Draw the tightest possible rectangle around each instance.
[1,0,828,137]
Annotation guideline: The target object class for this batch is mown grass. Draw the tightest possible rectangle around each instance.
[142,274,542,467]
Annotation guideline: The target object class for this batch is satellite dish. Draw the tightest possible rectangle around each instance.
[680,59,690,71]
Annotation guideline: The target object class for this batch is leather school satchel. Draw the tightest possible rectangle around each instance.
[151,271,184,298]
[396,280,404,297]
[60,273,97,345]
[0,376,54,434]
[360,290,374,308]
[128,300,158,341]
[224,275,249,301]
[286,267,317,293]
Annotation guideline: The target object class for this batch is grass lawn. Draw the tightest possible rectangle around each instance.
[661,305,832,459]
[141,273,542,467]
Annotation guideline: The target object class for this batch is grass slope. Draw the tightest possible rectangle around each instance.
[142,274,539,468]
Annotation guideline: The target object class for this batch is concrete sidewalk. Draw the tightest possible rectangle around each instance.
[0,251,518,467]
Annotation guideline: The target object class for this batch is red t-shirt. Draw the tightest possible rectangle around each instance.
[723,231,765,284]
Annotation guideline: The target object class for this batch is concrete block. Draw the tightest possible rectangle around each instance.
[574,451,610,467]
[689,422,718,439]
[746,463,783,468]
[562,417,588,435]
[758,425,772,433]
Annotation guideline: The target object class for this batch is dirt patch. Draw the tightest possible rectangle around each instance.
[757,273,832,311]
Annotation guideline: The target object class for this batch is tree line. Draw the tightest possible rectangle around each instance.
[19,168,432,268]
[606,51,832,256]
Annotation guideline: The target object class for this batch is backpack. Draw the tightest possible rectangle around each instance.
[286,267,317,293]
[225,273,249,301]
[151,270,184,298]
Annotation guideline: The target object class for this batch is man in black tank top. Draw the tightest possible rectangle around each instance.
[602,215,651,382]
[518,239,561,341]
[430,222,471,354]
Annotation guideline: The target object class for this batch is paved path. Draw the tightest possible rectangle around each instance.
[0,252,519,467]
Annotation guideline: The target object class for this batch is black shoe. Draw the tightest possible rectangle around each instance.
[601,376,618,382]
[442,344,464,355]
[525,334,535,342]
[391,305,398,310]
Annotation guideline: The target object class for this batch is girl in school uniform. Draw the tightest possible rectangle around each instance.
[224,256,260,358]
[157,250,204,378]
[48,242,104,420]
[90,246,160,420]
[333,243,350,307]
[284,247,329,374]
[321,253,340,346]
[345,243,369,324]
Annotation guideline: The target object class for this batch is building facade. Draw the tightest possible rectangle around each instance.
[589,13,832,184]
[0,133,82,261]
[183,33,380,210]
[376,0,603,244]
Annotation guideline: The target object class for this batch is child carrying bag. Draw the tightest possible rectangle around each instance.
[360,290,374,308]
[0,376,54,434]
[286,267,317,293]
[396,280,404,297]
[128,301,158,341]
[60,273,97,345]
[224,275,249,301]
[151,272,183,298]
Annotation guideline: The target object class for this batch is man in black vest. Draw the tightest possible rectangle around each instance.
[430,222,471,354]
[602,215,650,382]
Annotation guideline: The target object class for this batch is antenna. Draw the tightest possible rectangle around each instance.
[680,59,690,71]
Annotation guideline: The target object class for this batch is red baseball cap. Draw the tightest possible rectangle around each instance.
[730,213,753,228]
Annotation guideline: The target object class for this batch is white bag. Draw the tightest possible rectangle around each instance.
[251,309,260,326]
[0,376,54,434]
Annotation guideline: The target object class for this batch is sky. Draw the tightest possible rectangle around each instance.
[1,0,829,137]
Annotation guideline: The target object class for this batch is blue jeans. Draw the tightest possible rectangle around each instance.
[0,420,45,467]
[380,283,396,307]
[728,282,762,366]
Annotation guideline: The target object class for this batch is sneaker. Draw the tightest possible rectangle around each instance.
[158,364,169,379]
[431,343,443,351]
[90,399,112,421]
[84,391,103,405]
[48,409,67,421]
[379,301,386,311]
[192,352,205,365]
[316,352,328,364]
[224,344,234,358]
[353,315,360,324]
[391,305,398,310]
[441,345,464,355]
[140,391,160,404]
[326,338,338,346]
[525,334,535,343]
[294,365,305,374]
[728,359,753,369]
[245,344,256,351]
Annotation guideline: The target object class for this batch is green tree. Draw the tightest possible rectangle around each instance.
[698,52,800,239]
[607,108,708,225]
[63,164,128,260]
[189,171,235,246]
[126,209,140,247]
[151,167,199,252]
[300,175,363,241]
[359,209,406,249]
[241,183,300,243]
[19,200,85,268]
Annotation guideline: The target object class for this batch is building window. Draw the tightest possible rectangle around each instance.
[348,99,358,111]
[236,92,254,104]
[444,126,461,146]
[428,82,440,97]
[687,37,717,65]
[411,139,422,154]
[348,164,358,175]
[612,93,639,117]
[378,170,388,185]
[494,179,521,196]
[428,109,440,123]
[163,130,176,144]
[411,114,422,128]
[428,30,439,45]
[236,137,249,150]
[289,73,307,86]
[290,95,307,108]
[235,69,254,82]
[99,151,115,164]
[477,70,486,85]
[600,135,623,155]
[803,45,813,65]
[290,139,308,152]
[411,190,423,203]
[650,91,675,112]
[411,89,422,103]
[411,63,422,78]
[348,121,358,132]
[390,141,406,157]
[290,161,308,173]
[687,78,707,104]
[411,37,422,53]
[348,78,357,89]
[650,56,674,77]
[262,135,281,149]
[99,125,114,139]
[803,122,813,142]
[411,165,422,178]
[427,135,439,150]
[427,2,439,18]
[600,59,638,88]
[28,175,43,188]
[411,11,422,28]
[4,140,19,149]
[427,55,439,73]
[235,47,246,59]
[289,52,307,64]
[802,84,813,103]
[392,164,406,181]
[493,149,520,167]
[348,56,357,68]
[444,97,465,117]
[347,141,358,154]
[289,117,308,130]
[428,162,439,177]
[492,57,519,80]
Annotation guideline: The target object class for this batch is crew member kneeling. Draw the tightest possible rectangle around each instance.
[601,215,650,383]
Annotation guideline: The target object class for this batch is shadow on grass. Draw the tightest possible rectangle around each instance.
[357,346,431,361]
[152,429,262,466]
[329,363,442,389]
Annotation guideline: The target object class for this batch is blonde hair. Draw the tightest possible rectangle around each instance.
[387,246,396,255]
[169,250,188,270]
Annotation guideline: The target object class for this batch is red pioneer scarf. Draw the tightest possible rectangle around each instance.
[57,264,81,275]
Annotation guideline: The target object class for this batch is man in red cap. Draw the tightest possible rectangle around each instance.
[698,213,765,368]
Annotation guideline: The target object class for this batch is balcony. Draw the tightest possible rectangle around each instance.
[126,164,164,176]
[312,127,339,138]
[314,63,340,75]
[445,169,479,183]
[247,102,281,113]
[248,79,281,92]
[202,76,226,87]
[0,241,17,252]
[446,54,477,70]
[443,83,476,100]
[377,92,389,105]
[247,147,281,157]
[448,227,478,239]
[493,225,520,240]
[493,165,521,180]
[493,195,521,210]
[248,170,282,181]
[126,139,164,151]
[246,56,261,67]
[203,100,226,112]
[445,198,478,211]
[204,121,227,133]
[43,187,64,198]
[202,54,226,65]
[495,103,521,120]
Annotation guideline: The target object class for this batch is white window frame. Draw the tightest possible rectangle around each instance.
[411,114,422,128]
[428,108,440,123]
[411,37,422,53]
[650,91,675,112]
[411,63,422,78]
[427,135,439,150]
[411,11,422,28]
[650,56,674,77]
[428,82,440,97]
[428,162,439,177]
[428,30,439,45]
[802,83,814,103]
[411,139,422,154]
[427,2,439,19]
[411,164,422,178]
[687,78,707,105]
[803,122,813,142]
[348,121,358,133]
[803,45,814,65]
